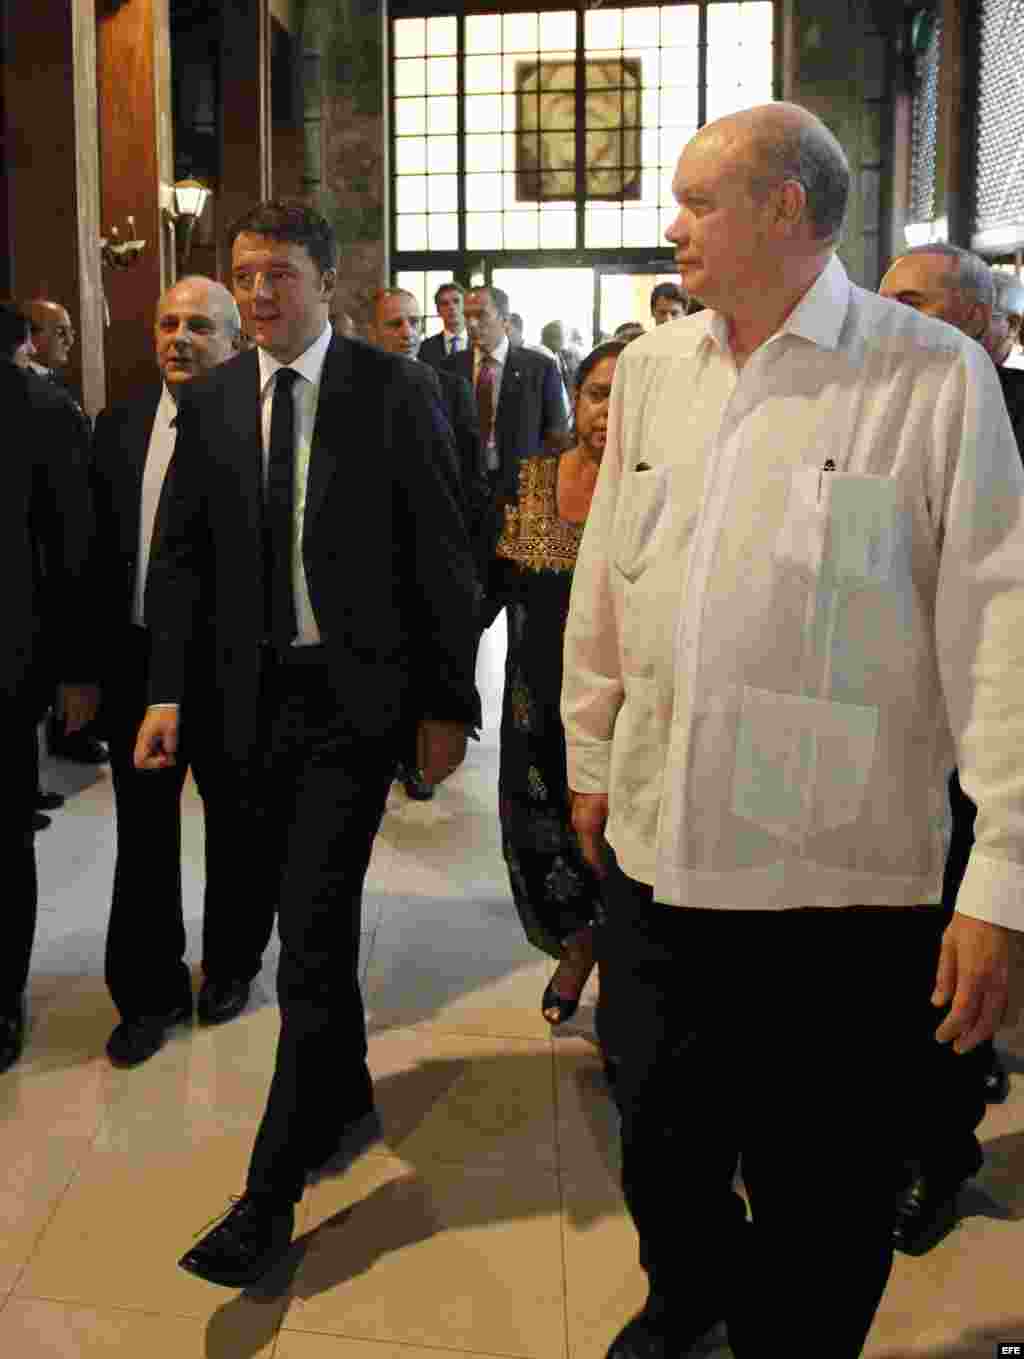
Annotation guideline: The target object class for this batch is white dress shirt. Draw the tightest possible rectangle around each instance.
[473,333,509,469]
[562,253,1024,931]
[257,321,333,647]
[134,383,178,625]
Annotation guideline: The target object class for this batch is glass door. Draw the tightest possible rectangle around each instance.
[491,266,596,352]
[596,264,682,340]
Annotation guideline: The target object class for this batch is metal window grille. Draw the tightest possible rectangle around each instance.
[909,12,942,225]
[975,0,1024,239]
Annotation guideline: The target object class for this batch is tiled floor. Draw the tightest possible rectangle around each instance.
[4,615,1024,1358]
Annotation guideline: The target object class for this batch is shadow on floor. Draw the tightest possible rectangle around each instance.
[201,1049,618,1359]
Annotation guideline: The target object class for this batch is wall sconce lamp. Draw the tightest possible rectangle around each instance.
[101,216,147,269]
[163,180,213,281]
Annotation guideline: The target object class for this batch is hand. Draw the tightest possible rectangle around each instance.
[134,707,180,771]
[570,790,610,879]
[418,720,467,785]
[932,912,1013,1053]
[56,683,100,734]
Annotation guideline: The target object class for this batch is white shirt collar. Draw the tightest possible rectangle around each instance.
[707,254,851,358]
[257,320,333,394]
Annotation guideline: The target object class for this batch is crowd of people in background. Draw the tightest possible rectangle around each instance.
[5,96,1024,1359]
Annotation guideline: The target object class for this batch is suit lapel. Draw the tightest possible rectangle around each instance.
[221,350,264,513]
[304,336,354,540]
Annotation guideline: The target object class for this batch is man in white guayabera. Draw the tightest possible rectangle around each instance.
[562,101,1024,1359]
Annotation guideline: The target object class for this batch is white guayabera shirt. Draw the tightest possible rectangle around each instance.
[562,254,1024,930]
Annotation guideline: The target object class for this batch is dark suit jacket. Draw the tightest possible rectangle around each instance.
[145,336,479,766]
[419,331,465,371]
[998,366,1024,462]
[1,362,94,708]
[90,385,163,638]
[442,343,567,498]
[429,365,491,574]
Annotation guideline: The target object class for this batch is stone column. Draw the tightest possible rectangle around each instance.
[4,0,106,415]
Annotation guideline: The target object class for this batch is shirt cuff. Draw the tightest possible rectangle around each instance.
[147,703,180,711]
[953,850,1024,933]
[566,740,613,793]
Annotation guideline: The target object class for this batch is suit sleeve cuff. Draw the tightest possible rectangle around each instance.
[953,851,1024,933]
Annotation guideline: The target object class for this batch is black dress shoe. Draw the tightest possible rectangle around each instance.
[106,1000,193,1068]
[0,999,26,1074]
[893,1171,963,1255]
[606,1298,721,1359]
[197,978,251,1026]
[179,1194,295,1287]
[36,789,65,811]
[32,812,51,832]
[982,1047,1010,1103]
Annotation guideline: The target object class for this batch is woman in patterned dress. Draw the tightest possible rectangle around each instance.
[481,341,626,1025]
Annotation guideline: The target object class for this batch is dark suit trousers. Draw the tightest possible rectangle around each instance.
[595,851,952,1359]
[1,707,40,1005]
[104,625,274,1021]
[246,649,397,1203]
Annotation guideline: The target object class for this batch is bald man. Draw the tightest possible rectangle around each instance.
[90,276,272,1067]
[564,103,1024,1357]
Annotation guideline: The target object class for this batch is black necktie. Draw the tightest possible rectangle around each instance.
[264,367,300,648]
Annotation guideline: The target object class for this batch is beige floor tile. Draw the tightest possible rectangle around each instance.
[365,919,555,1039]
[366,1026,557,1170]
[15,1131,293,1326]
[560,1162,648,1359]
[552,1038,621,1187]
[0,1064,107,1296]
[285,1151,566,1358]
[92,1004,280,1157]
[0,1297,277,1359]
[276,1336,505,1359]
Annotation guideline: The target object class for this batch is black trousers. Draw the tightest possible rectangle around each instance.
[903,769,991,1180]
[595,852,953,1359]
[245,649,396,1203]
[1,707,40,1007]
[103,626,274,1021]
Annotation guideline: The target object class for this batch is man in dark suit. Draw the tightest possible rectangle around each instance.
[91,274,274,1068]
[443,285,566,502]
[133,202,478,1286]
[418,280,467,369]
[369,285,487,801]
[0,302,98,1071]
[23,297,106,767]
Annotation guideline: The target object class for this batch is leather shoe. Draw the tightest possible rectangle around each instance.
[106,1000,192,1068]
[197,978,251,1026]
[0,998,26,1074]
[396,763,434,801]
[36,789,65,811]
[606,1298,721,1359]
[179,1194,295,1287]
[893,1171,963,1255]
[982,1046,1010,1103]
[32,812,51,832]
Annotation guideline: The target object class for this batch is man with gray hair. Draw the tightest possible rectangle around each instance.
[564,102,1024,1357]
[985,269,1024,368]
[879,242,1017,1251]
[89,275,269,1068]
